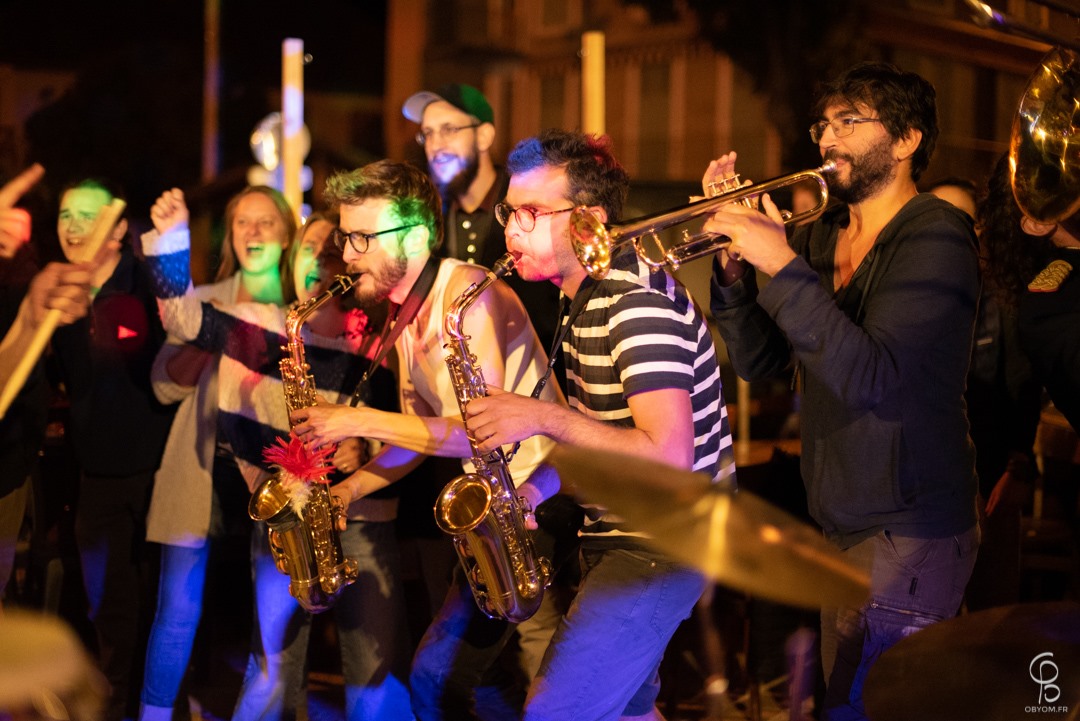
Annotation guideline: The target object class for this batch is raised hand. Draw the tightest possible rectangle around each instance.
[0,163,45,210]
[150,188,189,234]
[0,164,45,259]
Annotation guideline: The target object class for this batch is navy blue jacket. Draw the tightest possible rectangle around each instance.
[711,194,979,548]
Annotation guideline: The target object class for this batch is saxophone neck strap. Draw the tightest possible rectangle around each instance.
[530,278,601,400]
[349,253,442,407]
[504,279,601,463]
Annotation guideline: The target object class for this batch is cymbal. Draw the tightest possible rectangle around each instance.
[544,443,869,609]
[865,601,1080,721]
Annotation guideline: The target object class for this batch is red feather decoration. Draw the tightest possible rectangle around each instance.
[262,433,336,485]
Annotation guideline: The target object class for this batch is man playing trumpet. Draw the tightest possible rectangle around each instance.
[705,62,980,720]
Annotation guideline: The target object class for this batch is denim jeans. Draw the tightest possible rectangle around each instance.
[76,470,157,721]
[409,564,523,721]
[409,497,582,721]
[141,542,210,709]
[231,519,413,721]
[821,526,980,721]
[524,542,706,721]
[140,454,250,717]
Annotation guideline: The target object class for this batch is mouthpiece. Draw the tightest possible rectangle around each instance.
[327,274,359,295]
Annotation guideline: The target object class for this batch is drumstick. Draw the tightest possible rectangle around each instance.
[0,198,125,419]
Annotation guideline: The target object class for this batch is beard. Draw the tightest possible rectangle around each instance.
[433,147,480,202]
[825,136,897,205]
[352,251,409,307]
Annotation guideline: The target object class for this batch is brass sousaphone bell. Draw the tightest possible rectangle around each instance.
[1010,45,1080,232]
[964,0,1080,231]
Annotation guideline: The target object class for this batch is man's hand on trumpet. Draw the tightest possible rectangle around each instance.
[701,151,795,278]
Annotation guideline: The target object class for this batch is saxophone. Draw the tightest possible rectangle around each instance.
[248,275,361,614]
[435,254,553,623]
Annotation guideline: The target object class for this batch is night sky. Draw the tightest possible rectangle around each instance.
[0,0,388,219]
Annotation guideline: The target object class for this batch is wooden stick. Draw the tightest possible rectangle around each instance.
[0,199,125,419]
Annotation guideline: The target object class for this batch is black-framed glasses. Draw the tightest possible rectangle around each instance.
[809,116,882,144]
[415,123,481,146]
[331,223,422,254]
[494,203,574,232]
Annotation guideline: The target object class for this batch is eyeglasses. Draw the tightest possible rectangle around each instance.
[809,116,882,144]
[494,203,575,232]
[331,223,421,254]
[415,123,481,146]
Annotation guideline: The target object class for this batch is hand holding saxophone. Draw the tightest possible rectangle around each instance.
[464,385,546,455]
[332,437,368,475]
[291,397,370,448]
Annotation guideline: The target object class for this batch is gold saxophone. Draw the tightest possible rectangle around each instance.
[435,254,553,623]
[248,275,361,613]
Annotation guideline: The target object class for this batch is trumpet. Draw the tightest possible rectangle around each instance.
[569,161,836,279]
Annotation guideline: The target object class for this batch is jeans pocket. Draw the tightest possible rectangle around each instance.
[838,602,942,716]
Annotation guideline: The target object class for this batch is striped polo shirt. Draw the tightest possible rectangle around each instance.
[564,249,736,537]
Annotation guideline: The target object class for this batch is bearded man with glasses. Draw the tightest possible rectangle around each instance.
[291,159,563,720]
[704,62,981,720]
[403,84,562,370]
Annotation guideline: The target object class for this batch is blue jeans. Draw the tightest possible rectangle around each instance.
[231,519,413,721]
[141,455,250,715]
[821,526,980,721]
[408,499,582,721]
[77,470,157,721]
[409,564,523,721]
[524,542,706,721]
[141,542,210,708]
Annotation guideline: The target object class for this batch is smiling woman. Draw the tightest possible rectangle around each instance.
[289,210,341,305]
[214,185,297,306]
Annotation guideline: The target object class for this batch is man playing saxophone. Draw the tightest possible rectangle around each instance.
[461,129,736,721]
[291,159,561,719]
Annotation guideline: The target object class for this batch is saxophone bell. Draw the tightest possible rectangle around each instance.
[249,478,358,613]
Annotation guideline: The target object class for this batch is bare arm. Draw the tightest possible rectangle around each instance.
[467,386,695,470]
[292,264,527,458]
[330,442,428,509]
[292,402,472,457]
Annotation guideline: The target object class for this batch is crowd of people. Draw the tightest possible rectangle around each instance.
[0,59,1077,721]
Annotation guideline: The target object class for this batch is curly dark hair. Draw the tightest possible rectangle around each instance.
[506,129,630,222]
[814,62,938,182]
[977,153,1057,308]
[323,160,443,252]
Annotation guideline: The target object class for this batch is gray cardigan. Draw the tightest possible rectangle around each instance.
[711,194,979,548]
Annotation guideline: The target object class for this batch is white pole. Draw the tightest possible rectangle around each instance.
[282,38,304,224]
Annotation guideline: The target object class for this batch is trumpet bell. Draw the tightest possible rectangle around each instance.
[569,210,614,279]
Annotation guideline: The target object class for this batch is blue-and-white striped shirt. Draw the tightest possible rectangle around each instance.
[564,250,735,537]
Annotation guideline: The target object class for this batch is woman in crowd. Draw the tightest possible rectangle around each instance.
[141,197,410,720]
[138,185,294,721]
